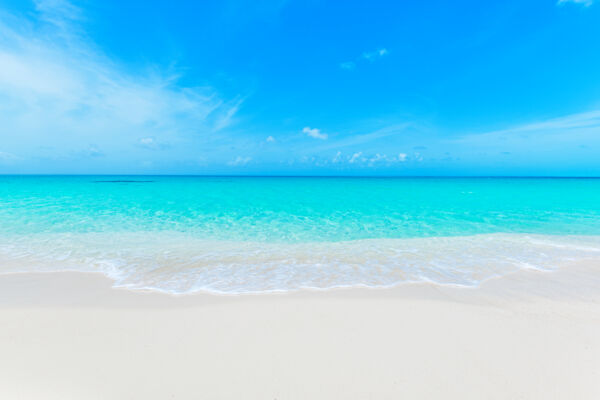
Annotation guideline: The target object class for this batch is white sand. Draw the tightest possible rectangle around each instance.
[1,262,600,399]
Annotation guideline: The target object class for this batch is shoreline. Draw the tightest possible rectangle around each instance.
[1,257,599,301]
[3,232,600,294]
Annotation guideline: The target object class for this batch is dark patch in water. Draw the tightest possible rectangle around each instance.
[93,180,155,183]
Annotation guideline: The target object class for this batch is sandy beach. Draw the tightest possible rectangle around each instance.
[1,262,599,400]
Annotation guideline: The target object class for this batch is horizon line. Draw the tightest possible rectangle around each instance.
[1,174,600,179]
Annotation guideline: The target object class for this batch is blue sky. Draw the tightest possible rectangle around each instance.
[0,0,599,175]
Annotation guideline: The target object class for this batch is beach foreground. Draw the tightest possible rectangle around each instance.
[1,263,600,400]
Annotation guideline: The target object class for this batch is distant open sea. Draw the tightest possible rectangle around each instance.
[1,176,600,294]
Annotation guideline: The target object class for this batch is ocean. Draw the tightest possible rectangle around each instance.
[1,176,599,294]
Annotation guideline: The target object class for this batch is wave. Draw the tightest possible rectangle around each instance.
[1,232,599,294]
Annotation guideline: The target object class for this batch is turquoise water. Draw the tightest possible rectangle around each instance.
[1,176,600,293]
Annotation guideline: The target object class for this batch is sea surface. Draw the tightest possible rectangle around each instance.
[1,176,600,294]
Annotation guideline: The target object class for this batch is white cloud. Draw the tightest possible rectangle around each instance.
[329,151,411,166]
[266,135,276,142]
[557,0,595,6]
[228,156,252,166]
[348,152,363,163]
[332,151,342,163]
[365,153,411,165]
[369,153,385,163]
[0,0,239,165]
[362,48,389,61]
[303,126,328,140]
[341,48,389,71]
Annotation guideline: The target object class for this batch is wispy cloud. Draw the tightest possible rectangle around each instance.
[343,151,408,165]
[0,0,239,169]
[213,97,245,131]
[449,109,600,169]
[332,151,342,163]
[340,48,388,70]
[557,0,595,6]
[303,126,328,140]
[266,135,276,142]
[228,156,252,166]
[362,48,389,61]
[69,144,105,159]
[455,110,600,144]
[34,0,82,31]
[348,152,363,163]
[339,61,356,70]
[312,122,413,152]
[0,151,20,164]
[137,137,170,150]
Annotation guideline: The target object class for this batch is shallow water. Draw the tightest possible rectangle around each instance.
[1,176,599,293]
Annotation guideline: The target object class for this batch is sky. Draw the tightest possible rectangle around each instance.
[0,0,599,175]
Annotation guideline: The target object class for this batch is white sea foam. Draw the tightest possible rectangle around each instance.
[1,232,599,294]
